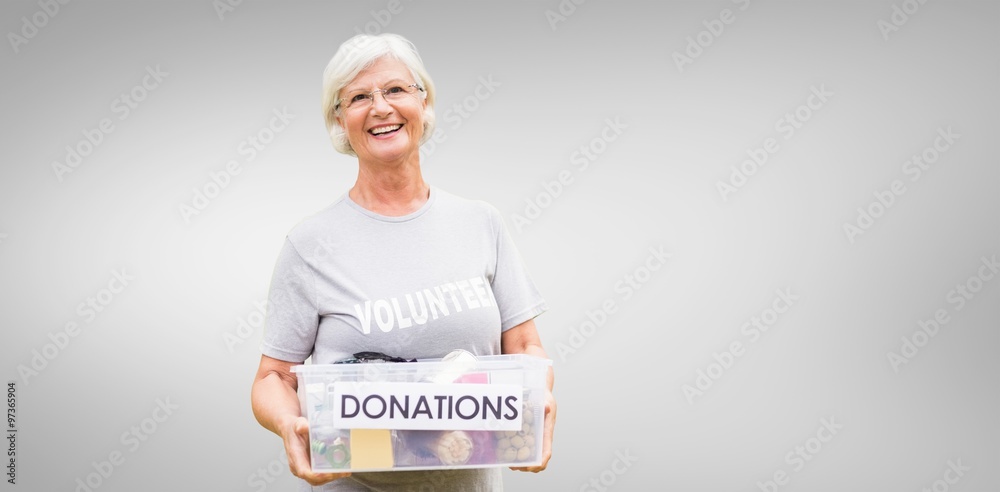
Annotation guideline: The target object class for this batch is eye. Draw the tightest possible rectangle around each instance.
[384,86,407,96]
[350,93,371,103]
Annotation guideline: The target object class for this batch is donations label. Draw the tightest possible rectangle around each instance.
[332,382,522,431]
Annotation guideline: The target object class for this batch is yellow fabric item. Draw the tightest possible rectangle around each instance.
[349,429,394,469]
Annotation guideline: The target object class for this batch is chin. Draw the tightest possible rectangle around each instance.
[371,143,420,162]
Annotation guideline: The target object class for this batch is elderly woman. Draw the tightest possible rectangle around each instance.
[250,33,556,491]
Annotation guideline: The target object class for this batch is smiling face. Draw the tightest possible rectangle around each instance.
[335,56,427,166]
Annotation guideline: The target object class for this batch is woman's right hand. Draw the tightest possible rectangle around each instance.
[281,416,352,486]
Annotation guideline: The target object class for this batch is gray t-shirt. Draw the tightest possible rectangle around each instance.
[260,187,547,491]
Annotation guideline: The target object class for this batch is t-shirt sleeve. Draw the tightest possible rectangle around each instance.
[488,206,548,331]
[259,238,319,362]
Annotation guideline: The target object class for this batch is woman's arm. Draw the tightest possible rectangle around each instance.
[500,319,556,473]
[251,355,351,485]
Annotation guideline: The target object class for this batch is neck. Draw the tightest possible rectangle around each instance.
[350,156,429,216]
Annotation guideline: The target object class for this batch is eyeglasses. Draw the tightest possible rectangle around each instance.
[336,83,425,113]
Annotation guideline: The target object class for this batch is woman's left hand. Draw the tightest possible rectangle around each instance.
[511,388,556,472]
[502,319,555,473]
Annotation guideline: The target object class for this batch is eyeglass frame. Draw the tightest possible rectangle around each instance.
[335,83,425,114]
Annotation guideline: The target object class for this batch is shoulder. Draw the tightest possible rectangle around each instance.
[282,195,354,252]
[433,187,502,219]
[432,187,504,231]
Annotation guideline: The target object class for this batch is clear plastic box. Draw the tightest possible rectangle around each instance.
[292,354,551,472]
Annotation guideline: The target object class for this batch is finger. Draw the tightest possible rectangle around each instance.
[286,419,353,484]
[285,418,316,479]
[294,417,311,439]
[511,394,556,474]
[301,471,352,486]
[510,419,553,472]
[535,395,556,471]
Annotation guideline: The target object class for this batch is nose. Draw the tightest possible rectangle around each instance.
[369,90,393,115]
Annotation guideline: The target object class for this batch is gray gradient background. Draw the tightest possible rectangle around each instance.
[2,1,998,491]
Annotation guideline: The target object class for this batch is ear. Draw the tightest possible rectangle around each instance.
[333,112,352,144]
[330,117,352,150]
[333,110,344,131]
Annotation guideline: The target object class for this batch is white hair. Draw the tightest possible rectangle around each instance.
[321,33,436,156]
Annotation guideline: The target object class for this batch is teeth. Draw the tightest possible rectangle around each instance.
[370,124,401,135]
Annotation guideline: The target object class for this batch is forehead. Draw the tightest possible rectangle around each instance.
[344,57,411,91]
